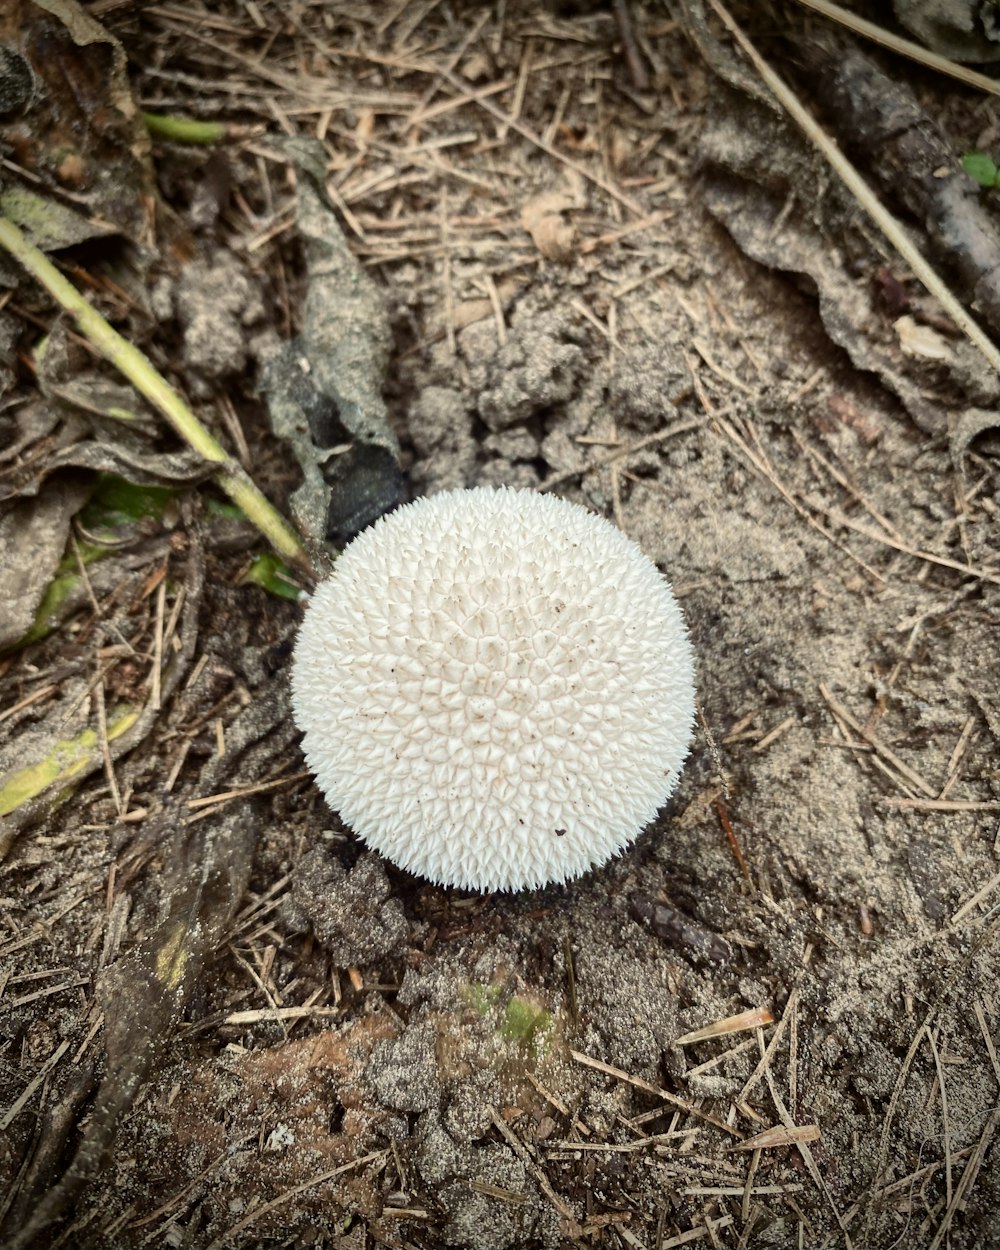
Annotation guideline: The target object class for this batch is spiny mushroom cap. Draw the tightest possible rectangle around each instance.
[291,486,695,892]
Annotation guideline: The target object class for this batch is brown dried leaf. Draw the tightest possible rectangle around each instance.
[521,190,579,262]
[894,314,956,362]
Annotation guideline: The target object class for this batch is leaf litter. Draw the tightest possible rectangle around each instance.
[0,2,998,1248]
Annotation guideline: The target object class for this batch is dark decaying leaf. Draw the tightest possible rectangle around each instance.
[263,137,400,552]
[796,33,1000,341]
[893,0,1000,62]
[699,108,999,437]
[629,893,735,965]
[0,0,153,243]
[0,185,116,252]
[3,684,297,1248]
[1,321,213,506]
[681,2,1000,438]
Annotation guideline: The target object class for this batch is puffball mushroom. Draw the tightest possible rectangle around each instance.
[291,486,695,892]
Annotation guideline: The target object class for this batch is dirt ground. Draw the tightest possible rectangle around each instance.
[2,3,1000,1248]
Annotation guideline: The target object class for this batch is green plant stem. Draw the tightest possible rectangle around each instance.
[143,112,226,145]
[0,215,312,577]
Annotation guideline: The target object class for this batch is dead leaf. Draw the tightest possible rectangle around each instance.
[0,476,89,650]
[264,137,400,550]
[0,0,154,243]
[894,314,956,362]
[521,190,579,261]
[0,186,115,251]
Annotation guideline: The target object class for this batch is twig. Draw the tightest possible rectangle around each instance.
[0,215,312,577]
[612,0,650,91]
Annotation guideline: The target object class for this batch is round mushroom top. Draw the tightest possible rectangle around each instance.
[291,486,695,892]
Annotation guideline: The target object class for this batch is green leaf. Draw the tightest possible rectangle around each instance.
[18,571,81,648]
[241,552,303,601]
[80,473,176,531]
[204,498,245,521]
[962,151,1000,188]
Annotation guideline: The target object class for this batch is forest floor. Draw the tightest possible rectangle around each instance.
[1,2,999,1248]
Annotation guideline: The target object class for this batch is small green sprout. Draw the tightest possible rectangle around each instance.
[961,152,1000,188]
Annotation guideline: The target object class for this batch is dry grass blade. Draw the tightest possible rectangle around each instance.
[436,66,645,217]
[539,418,701,491]
[185,771,311,811]
[0,217,311,576]
[885,798,1000,813]
[203,1150,387,1250]
[488,1107,576,1223]
[222,1006,340,1025]
[731,1123,821,1151]
[974,1000,1000,1086]
[705,405,887,584]
[0,1040,70,1132]
[761,1052,853,1245]
[792,0,1000,96]
[675,1006,775,1046]
[824,507,1000,588]
[660,1215,735,1248]
[949,868,1000,926]
[925,1029,953,1228]
[929,1106,1000,1248]
[862,1018,935,1244]
[736,988,799,1104]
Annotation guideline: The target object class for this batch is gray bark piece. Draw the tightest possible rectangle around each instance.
[264,138,401,550]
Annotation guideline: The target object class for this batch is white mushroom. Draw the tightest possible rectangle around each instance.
[291,486,695,892]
